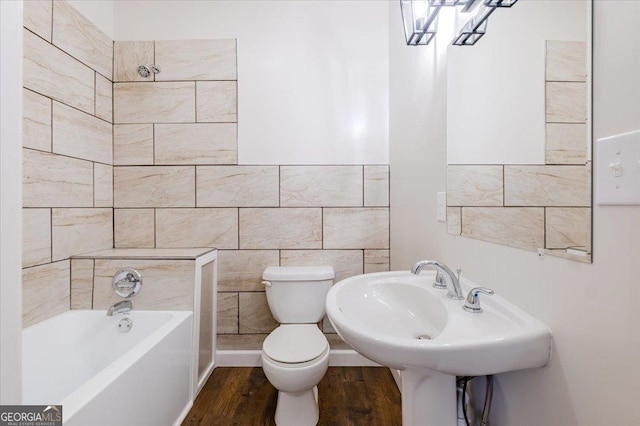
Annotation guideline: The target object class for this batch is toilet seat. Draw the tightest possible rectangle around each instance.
[263,324,328,364]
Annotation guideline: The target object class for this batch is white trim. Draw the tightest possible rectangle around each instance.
[215,349,381,367]
[0,0,24,405]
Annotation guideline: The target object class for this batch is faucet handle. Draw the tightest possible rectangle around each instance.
[462,287,494,313]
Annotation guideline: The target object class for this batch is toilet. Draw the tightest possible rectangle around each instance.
[261,266,335,426]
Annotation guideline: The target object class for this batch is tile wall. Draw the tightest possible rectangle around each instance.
[447,40,591,262]
[22,1,114,327]
[112,40,391,348]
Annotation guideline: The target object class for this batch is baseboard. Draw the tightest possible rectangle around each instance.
[216,349,381,367]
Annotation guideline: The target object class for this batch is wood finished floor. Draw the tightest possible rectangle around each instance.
[183,367,402,426]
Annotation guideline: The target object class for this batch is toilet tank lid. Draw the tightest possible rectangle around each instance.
[263,266,335,281]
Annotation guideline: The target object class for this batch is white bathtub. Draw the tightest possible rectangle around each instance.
[22,310,193,426]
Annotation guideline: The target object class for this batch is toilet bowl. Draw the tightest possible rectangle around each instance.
[261,266,335,426]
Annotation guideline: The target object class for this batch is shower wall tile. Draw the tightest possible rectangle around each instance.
[92,259,195,310]
[364,165,390,207]
[51,208,113,261]
[546,207,591,251]
[22,208,51,268]
[364,249,390,274]
[114,209,156,248]
[23,89,52,152]
[94,164,113,207]
[114,41,155,82]
[447,165,504,207]
[23,28,95,114]
[217,334,268,350]
[155,208,238,249]
[114,166,195,207]
[155,123,237,165]
[196,81,238,123]
[114,82,195,123]
[446,207,462,236]
[95,73,113,123]
[280,250,364,283]
[545,82,587,123]
[52,102,112,164]
[71,259,94,310]
[155,39,237,81]
[23,260,71,328]
[52,0,113,79]
[239,208,322,249]
[546,41,587,82]
[238,292,278,334]
[217,250,280,292]
[113,124,154,165]
[323,208,389,249]
[280,166,363,207]
[546,123,588,165]
[197,166,278,207]
[504,165,590,207]
[24,0,53,42]
[23,149,94,208]
[462,207,545,251]
[217,293,239,334]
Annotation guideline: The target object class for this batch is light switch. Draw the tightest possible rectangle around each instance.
[437,192,447,222]
[596,129,640,205]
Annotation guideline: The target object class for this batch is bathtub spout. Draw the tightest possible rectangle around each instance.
[107,300,133,316]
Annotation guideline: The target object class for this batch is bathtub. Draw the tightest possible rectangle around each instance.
[22,310,193,426]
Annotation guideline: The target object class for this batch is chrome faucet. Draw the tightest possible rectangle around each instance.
[411,260,464,300]
[107,300,133,316]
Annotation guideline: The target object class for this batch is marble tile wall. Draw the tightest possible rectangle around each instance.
[112,39,390,345]
[22,1,114,327]
[447,40,591,262]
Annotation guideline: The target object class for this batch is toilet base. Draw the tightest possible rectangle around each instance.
[274,386,319,426]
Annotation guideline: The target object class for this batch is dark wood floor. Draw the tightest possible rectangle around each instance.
[183,367,402,426]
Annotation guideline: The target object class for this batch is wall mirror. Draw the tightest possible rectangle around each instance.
[446,0,592,263]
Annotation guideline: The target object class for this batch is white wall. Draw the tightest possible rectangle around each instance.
[0,0,23,404]
[67,0,114,39]
[114,0,389,165]
[390,1,640,425]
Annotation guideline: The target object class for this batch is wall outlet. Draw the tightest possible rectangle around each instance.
[437,192,447,222]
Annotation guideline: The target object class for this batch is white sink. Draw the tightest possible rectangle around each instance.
[325,270,551,425]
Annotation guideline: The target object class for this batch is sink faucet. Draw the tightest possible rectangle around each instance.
[411,260,464,300]
[107,300,133,316]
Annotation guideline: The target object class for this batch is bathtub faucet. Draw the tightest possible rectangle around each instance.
[107,300,133,316]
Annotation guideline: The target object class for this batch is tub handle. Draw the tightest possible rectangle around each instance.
[262,280,272,287]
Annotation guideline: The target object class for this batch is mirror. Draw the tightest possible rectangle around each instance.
[446,0,592,263]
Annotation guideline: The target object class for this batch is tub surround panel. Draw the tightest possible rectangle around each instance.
[70,259,94,310]
[238,292,279,334]
[23,28,95,115]
[52,0,113,79]
[23,260,71,328]
[155,123,238,165]
[462,207,545,251]
[114,166,196,207]
[23,88,52,151]
[280,166,363,207]
[51,208,113,261]
[22,208,52,268]
[364,250,391,274]
[196,166,279,207]
[114,209,156,248]
[196,81,238,123]
[218,250,280,292]
[114,41,155,82]
[217,293,240,334]
[114,82,196,124]
[447,165,504,207]
[155,39,237,81]
[23,0,53,42]
[239,208,323,249]
[93,164,113,208]
[364,165,390,207]
[52,101,112,164]
[155,208,239,249]
[113,124,154,165]
[95,74,113,123]
[323,208,390,249]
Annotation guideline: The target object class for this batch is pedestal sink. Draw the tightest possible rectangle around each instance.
[325,271,551,426]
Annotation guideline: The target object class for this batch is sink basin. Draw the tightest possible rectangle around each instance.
[325,270,551,425]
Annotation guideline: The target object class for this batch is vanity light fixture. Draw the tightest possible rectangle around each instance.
[400,0,518,46]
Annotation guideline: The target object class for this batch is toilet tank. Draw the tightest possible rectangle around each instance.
[262,266,335,324]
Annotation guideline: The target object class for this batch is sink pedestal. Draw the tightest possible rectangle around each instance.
[401,369,456,426]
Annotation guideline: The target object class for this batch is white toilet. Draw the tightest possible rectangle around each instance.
[261,266,335,426]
